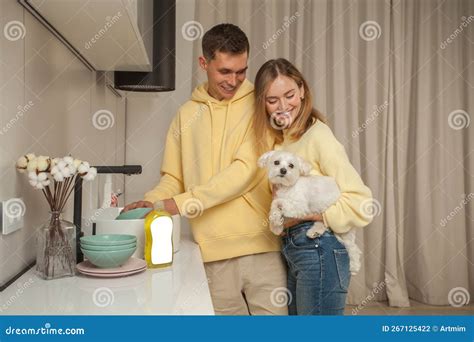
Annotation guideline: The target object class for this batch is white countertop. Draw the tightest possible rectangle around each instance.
[0,238,214,315]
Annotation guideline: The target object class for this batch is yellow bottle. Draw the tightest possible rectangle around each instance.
[144,210,174,268]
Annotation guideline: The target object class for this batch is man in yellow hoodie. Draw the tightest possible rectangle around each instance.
[123,24,287,315]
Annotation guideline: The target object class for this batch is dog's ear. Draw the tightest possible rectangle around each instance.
[258,151,274,168]
[297,155,312,176]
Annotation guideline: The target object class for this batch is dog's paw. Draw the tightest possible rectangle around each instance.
[274,200,301,218]
[270,223,284,236]
[306,227,319,239]
[269,210,284,227]
[306,222,327,238]
[272,198,286,210]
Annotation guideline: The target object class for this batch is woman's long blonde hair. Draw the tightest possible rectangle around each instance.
[253,58,326,156]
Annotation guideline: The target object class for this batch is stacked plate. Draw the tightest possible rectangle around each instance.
[76,257,146,278]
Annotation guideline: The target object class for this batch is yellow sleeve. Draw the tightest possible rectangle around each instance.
[143,115,184,203]
[172,120,261,215]
[316,128,374,233]
[143,173,184,203]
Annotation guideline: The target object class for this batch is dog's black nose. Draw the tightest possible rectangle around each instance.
[280,168,287,175]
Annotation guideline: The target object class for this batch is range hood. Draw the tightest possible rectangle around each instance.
[19,0,176,92]
[114,0,175,92]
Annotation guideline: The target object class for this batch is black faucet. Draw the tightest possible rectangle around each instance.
[73,165,142,263]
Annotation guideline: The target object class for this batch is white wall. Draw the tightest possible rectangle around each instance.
[0,0,126,286]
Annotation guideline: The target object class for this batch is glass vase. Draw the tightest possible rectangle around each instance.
[36,211,76,280]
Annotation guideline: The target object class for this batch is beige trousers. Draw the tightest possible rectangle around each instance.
[204,251,288,315]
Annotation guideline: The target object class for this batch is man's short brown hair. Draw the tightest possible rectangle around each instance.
[202,23,250,60]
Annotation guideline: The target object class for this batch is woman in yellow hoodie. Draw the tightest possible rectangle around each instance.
[253,58,373,315]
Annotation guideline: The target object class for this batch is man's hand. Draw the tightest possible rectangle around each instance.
[121,198,180,217]
[121,200,153,213]
[162,198,179,216]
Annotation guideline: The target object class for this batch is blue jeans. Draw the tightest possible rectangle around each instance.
[281,221,350,315]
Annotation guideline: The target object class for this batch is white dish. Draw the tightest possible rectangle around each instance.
[77,257,147,277]
[78,266,146,278]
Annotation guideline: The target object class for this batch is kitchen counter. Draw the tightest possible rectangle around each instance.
[0,237,214,315]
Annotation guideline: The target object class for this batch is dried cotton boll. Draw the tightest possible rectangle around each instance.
[26,158,38,172]
[16,156,28,173]
[28,171,36,180]
[73,159,82,169]
[56,159,73,178]
[60,166,72,178]
[52,171,65,182]
[79,161,90,170]
[78,162,90,174]
[68,162,77,175]
[25,153,36,161]
[37,172,50,188]
[37,172,48,182]
[51,162,67,181]
[57,160,67,169]
[50,165,58,175]
[28,172,46,190]
[63,156,74,165]
[36,156,50,172]
[51,158,60,168]
[82,167,97,181]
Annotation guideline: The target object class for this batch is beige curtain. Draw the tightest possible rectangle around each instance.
[190,0,473,307]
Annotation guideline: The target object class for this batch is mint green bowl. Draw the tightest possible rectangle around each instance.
[80,242,136,251]
[115,207,153,220]
[80,234,136,246]
[81,246,136,268]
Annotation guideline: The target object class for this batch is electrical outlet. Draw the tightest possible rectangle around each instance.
[1,198,25,235]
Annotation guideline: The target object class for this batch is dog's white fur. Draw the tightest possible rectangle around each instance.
[258,150,361,275]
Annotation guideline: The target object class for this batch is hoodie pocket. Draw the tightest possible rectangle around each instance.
[242,176,272,219]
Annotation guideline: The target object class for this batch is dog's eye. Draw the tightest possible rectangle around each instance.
[274,160,280,165]
[288,163,294,169]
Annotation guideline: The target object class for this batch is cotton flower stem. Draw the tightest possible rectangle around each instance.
[53,182,59,209]
[58,179,70,211]
[42,186,54,210]
[45,185,54,208]
[41,189,54,211]
[58,176,77,213]
[57,177,69,212]
[56,180,64,211]
[63,177,74,206]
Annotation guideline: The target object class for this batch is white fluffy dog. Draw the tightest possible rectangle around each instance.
[258,150,361,275]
